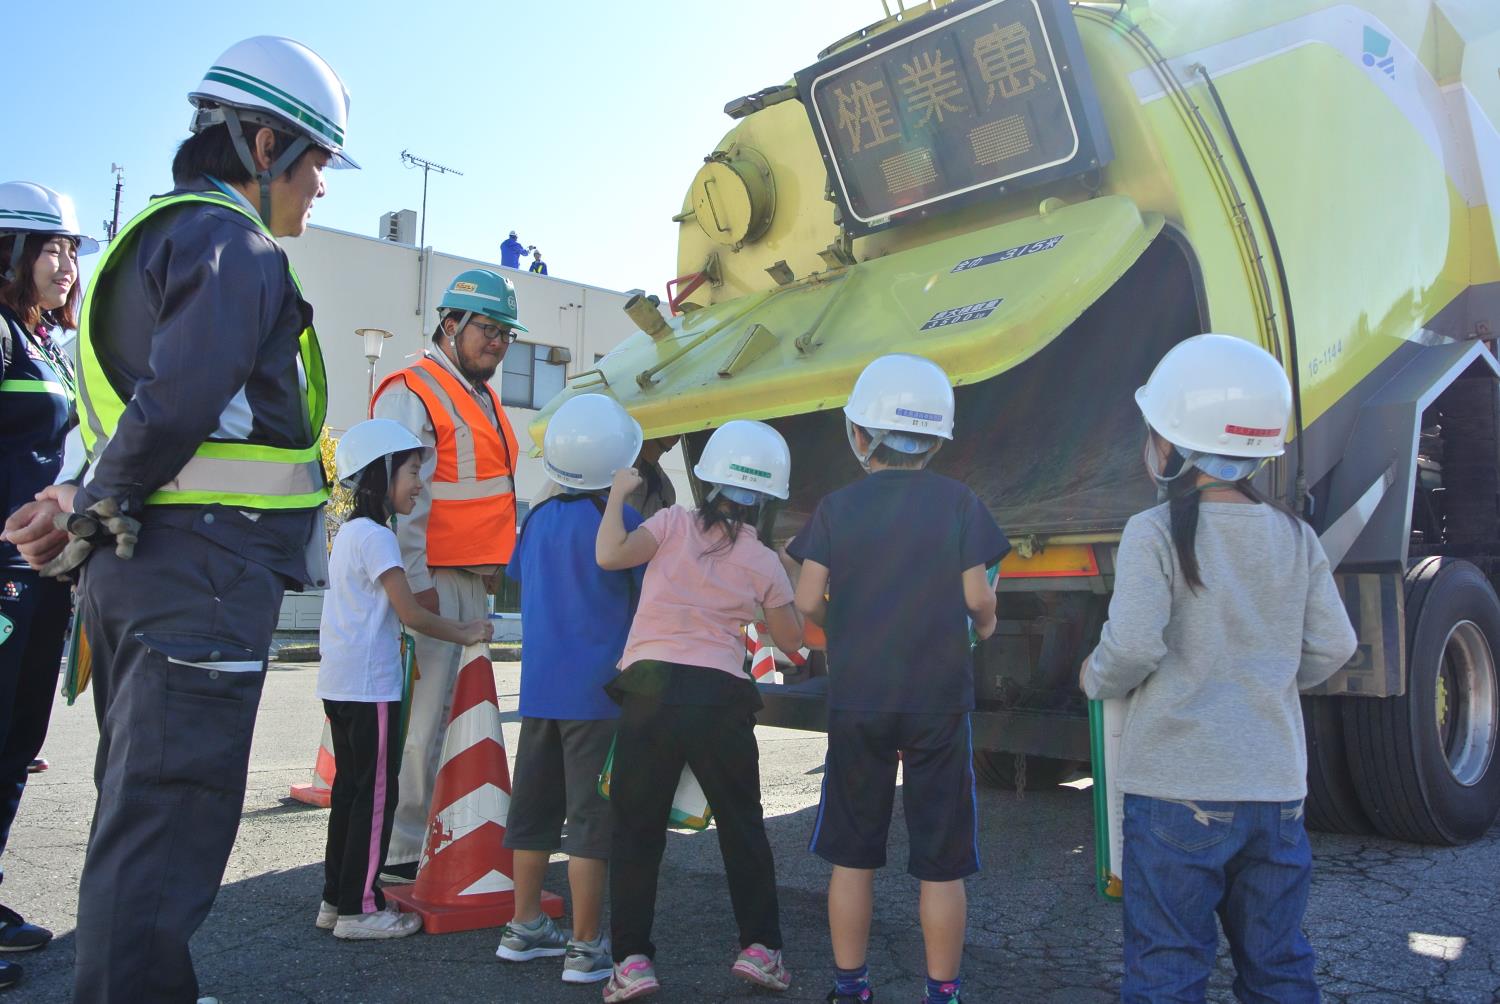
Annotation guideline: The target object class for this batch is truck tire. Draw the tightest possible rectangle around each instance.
[1301,696,1373,834]
[1344,558,1500,844]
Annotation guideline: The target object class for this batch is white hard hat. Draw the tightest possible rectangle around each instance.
[843,354,954,467]
[189,36,358,169]
[1136,334,1292,459]
[0,181,99,280]
[844,354,955,441]
[543,394,643,491]
[335,419,430,487]
[694,420,791,503]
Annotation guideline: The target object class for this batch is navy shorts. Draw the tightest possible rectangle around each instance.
[809,710,979,881]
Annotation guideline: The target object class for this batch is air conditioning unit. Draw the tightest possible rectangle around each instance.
[379,209,417,244]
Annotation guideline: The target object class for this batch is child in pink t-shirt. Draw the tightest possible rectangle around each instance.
[595,420,803,1002]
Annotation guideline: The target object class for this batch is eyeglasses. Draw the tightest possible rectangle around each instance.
[470,320,518,344]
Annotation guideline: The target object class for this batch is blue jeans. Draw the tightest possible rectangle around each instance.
[1122,794,1318,1004]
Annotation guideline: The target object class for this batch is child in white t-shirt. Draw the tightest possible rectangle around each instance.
[316,420,492,941]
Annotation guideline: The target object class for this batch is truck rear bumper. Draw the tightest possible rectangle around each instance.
[755,681,1091,760]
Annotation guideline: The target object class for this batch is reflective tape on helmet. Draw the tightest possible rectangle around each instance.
[201,64,346,148]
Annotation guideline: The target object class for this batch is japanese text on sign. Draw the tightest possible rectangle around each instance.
[921,298,1004,331]
[802,0,1088,229]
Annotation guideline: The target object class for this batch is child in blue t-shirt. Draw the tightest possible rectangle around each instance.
[495,394,646,985]
[787,355,1008,1004]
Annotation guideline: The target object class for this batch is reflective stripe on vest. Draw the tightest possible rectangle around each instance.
[76,191,329,510]
[372,356,517,566]
[0,378,66,396]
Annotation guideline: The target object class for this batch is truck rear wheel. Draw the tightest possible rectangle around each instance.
[1345,558,1500,844]
[1302,696,1373,834]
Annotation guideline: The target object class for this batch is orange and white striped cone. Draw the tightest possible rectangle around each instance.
[383,645,563,934]
[745,621,811,684]
[289,717,336,807]
[745,622,778,682]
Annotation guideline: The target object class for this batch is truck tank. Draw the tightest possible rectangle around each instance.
[534,0,1500,844]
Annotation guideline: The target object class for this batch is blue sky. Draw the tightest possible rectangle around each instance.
[11,0,883,294]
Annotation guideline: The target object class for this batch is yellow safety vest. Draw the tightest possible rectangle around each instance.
[76,191,329,509]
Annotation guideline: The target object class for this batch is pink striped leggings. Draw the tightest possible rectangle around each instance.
[323,699,400,915]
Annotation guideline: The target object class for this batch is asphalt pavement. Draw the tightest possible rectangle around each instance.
[7,659,1499,1003]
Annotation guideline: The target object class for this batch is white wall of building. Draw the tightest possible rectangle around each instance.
[281,224,690,508]
[274,224,691,633]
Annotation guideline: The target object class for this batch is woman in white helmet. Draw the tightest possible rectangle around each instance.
[316,420,491,941]
[595,419,803,1000]
[0,180,96,990]
[1080,334,1356,1001]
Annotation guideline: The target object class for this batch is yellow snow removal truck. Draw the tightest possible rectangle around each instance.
[533,0,1500,844]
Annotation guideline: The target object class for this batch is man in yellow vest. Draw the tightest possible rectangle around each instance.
[371,268,522,879]
[4,37,354,1004]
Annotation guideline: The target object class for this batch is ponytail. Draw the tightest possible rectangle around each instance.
[1164,449,1301,594]
[1166,466,1205,592]
[697,496,758,557]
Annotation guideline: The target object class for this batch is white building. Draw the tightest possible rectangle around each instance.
[274,221,690,632]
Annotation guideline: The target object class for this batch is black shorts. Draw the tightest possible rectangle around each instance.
[809,710,979,881]
[503,717,615,859]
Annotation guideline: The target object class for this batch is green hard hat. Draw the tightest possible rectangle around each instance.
[438,268,528,333]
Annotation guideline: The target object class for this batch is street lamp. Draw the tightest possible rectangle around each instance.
[356,327,393,411]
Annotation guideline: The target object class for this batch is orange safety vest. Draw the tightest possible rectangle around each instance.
[372,356,518,567]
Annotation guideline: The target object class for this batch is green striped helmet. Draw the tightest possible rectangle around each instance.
[0,181,98,280]
[189,36,358,169]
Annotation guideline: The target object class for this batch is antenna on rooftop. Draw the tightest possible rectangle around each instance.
[400,150,464,251]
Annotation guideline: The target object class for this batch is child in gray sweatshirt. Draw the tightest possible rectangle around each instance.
[1081,334,1357,1003]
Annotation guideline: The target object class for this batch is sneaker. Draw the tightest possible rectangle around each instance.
[378,861,418,884]
[24,759,46,774]
[495,913,569,962]
[562,935,612,984]
[0,905,50,952]
[0,960,19,990]
[332,908,422,940]
[602,955,659,1001]
[314,900,338,931]
[826,990,874,1003]
[732,944,790,991]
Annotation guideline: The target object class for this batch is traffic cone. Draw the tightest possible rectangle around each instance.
[745,621,810,684]
[289,717,336,807]
[384,644,563,933]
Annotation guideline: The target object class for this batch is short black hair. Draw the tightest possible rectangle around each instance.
[853,424,938,469]
[349,448,420,523]
[171,121,309,187]
[870,442,932,468]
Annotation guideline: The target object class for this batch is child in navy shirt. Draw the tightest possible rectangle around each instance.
[788,355,1008,1004]
[496,394,646,985]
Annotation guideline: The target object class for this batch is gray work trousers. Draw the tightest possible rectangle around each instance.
[386,566,488,865]
[71,521,283,1004]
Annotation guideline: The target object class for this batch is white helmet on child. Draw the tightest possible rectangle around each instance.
[843,353,954,466]
[543,394,643,491]
[0,181,99,280]
[335,419,430,487]
[1136,333,1292,482]
[693,420,791,505]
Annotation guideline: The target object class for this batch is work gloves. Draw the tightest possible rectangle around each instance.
[38,498,141,580]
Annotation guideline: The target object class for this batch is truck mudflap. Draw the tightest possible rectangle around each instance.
[755,677,1091,761]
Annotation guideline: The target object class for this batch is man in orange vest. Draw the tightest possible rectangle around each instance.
[371,268,523,879]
